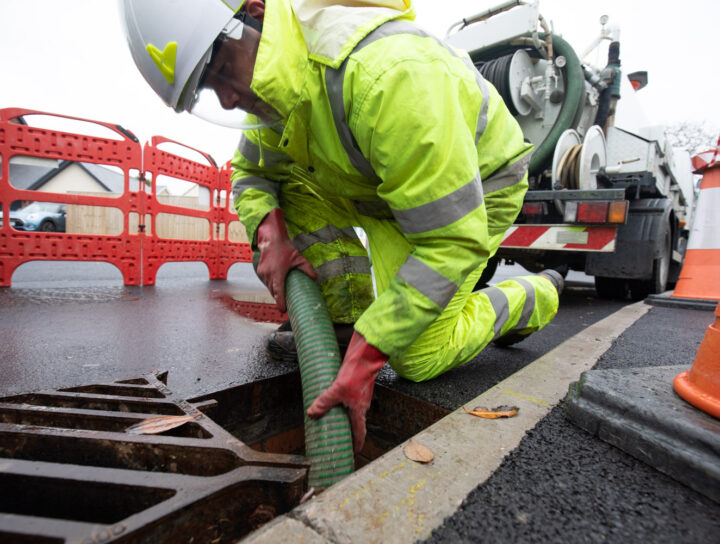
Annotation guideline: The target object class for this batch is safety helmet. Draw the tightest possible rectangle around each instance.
[119,0,264,128]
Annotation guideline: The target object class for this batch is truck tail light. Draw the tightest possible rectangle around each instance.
[563,201,628,224]
[522,202,546,215]
[608,201,628,223]
[577,202,609,223]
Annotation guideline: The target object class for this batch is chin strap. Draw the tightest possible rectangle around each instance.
[238,10,263,33]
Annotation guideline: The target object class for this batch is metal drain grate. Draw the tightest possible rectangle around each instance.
[0,372,309,543]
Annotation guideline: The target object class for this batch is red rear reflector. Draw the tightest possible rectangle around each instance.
[522,202,545,215]
[577,202,609,223]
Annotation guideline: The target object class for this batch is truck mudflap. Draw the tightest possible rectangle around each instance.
[500,225,617,252]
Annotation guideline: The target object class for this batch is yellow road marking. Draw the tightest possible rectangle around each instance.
[497,387,550,407]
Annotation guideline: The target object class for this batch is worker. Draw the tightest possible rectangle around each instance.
[119,0,561,453]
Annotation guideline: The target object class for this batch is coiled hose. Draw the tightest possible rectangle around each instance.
[528,33,585,176]
[285,269,355,489]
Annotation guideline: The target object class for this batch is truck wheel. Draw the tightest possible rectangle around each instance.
[474,256,500,290]
[594,276,628,300]
[629,228,671,300]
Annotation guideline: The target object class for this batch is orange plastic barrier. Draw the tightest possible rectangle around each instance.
[0,107,252,287]
[674,302,720,418]
[141,135,251,284]
[671,137,720,301]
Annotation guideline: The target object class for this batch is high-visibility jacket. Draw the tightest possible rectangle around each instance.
[231,0,533,359]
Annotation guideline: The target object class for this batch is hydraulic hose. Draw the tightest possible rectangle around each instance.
[529,33,585,176]
[285,268,355,489]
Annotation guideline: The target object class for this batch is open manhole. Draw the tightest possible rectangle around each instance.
[0,371,448,542]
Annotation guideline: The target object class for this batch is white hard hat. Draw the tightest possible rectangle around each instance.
[119,0,260,127]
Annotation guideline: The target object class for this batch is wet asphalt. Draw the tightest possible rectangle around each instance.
[1,261,624,409]
[425,305,720,544]
[1,261,718,541]
[0,261,293,399]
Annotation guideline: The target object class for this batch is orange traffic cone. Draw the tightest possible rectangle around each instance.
[674,302,720,418]
[671,137,720,301]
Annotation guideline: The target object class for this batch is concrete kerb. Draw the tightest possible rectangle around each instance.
[645,292,718,311]
[243,301,651,544]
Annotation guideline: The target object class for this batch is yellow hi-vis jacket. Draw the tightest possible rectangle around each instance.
[231,0,533,359]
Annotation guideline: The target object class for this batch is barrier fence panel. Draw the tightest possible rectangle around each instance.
[141,136,252,285]
[218,161,253,277]
[0,108,144,286]
[0,108,253,287]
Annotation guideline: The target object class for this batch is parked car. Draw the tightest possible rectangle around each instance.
[10,202,67,232]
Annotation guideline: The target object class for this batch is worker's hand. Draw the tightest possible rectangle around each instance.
[307,331,388,453]
[256,208,317,312]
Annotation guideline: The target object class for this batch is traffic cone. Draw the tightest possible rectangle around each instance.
[674,302,720,418]
[671,136,720,301]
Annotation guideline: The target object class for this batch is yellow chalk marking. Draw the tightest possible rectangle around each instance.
[497,387,549,407]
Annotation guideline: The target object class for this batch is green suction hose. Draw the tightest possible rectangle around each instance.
[285,269,355,489]
[529,33,586,176]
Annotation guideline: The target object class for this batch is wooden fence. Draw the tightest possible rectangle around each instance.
[66,193,248,243]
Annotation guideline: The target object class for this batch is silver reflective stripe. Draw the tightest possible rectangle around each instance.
[483,152,531,194]
[426,36,492,143]
[293,225,359,253]
[325,64,378,179]
[325,20,491,179]
[397,256,459,308]
[484,286,510,339]
[392,171,483,235]
[315,256,371,283]
[232,176,280,201]
[475,74,490,143]
[237,135,290,168]
[512,278,535,331]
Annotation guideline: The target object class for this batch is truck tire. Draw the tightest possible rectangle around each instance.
[629,227,671,300]
[594,276,628,300]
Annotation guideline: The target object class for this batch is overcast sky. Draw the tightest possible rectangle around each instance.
[2,0,718,166]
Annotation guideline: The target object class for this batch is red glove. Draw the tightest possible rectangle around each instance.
[256,208,317,312]
[307,331,389,453]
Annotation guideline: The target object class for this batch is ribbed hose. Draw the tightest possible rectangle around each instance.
[285,269,355,489]
[529,33,586,176]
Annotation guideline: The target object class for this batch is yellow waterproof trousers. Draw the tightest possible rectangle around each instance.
[280,175,559,382]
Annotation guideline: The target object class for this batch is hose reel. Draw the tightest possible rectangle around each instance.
[551,126,607,190]
[477,49,538,117]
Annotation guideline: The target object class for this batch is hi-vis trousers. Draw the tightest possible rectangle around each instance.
[279,175,559,383]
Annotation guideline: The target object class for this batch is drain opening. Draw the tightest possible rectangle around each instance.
[0,370,446,543]
[0,431,240,475]
[0,406,212,437]
[0,531,63,544]
[190,371,450,469]
[2,393,185,415]
[59,384,166,398]
[0,472,176,523]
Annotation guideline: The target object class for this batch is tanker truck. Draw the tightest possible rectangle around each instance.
[445,0,695,300]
